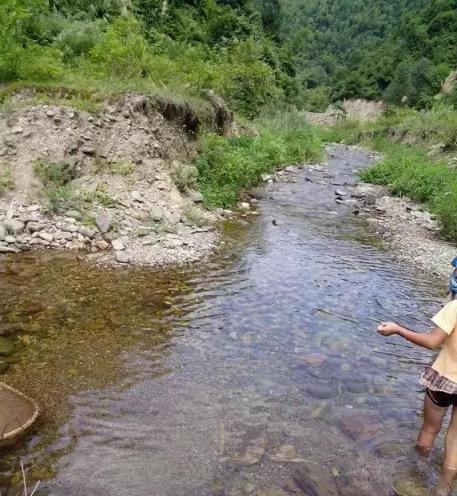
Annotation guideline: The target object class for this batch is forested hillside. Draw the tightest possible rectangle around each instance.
[281,0,457,110]
[1,0,288,117]
[1,0,456,113]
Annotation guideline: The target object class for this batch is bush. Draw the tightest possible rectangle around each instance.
[89,16,153,79]
[0,167,14,196]
[33,159,78,212]
[196,111,323,207]
[360,147,457,241]
[171,162,199,192]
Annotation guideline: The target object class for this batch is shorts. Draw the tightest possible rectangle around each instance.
[427,388,457,408]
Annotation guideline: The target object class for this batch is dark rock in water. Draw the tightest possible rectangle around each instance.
[337,476,394,496]
[0,337,15,356]
[285,462,339,496]
[0,322,25,336]
[233,434,267,466]
[306,383,335,399]
[393,478,429,496]
[335,408,382,442]
[346,379,370,394]
[302,354,327,367]
[0,360,10,374]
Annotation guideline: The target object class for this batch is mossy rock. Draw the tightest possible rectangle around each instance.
[0,337,15,356]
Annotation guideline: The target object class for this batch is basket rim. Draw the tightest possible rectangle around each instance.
[0,382,40,440]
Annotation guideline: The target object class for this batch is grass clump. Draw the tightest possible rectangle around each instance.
[171,162,199,192]
[94,159,135,176]
[360,144,457,241]
[196,110,323,207]
[33,159,79,213]
[0,167,14,196]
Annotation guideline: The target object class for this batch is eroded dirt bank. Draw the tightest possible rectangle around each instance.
[0,92,231,267]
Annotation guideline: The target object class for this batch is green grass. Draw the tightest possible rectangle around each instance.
[0,167,14,196]
[312,105,457,242]
[196,110,323,207]
[360,144,457,241]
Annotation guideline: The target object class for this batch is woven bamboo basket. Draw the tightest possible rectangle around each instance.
[0,382,39,448]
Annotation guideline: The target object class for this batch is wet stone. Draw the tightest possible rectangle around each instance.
[285,463,339,496]
[233,435,267,466]
[302,354,327,367]
[270,444,303,462]
[346,379,371,394]
[393,478,429,496]
[0,337,15,356]
[306,384,335,399]
[0,360,10,374]
[335,409,382,442]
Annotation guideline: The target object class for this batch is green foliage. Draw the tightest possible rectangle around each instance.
[196,111,323,206]
[171,162,199,192]
[0,167,14,196]
[33,159,78,212]
[360,147,457,241]
[281,0,457,109]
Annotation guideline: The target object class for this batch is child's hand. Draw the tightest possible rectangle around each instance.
[377,322,400,336]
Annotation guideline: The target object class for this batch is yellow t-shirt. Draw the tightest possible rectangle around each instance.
[431,300,457,383]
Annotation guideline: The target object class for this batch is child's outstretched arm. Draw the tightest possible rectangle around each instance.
[377,322,447,350]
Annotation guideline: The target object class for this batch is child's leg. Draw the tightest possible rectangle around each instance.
[416,391,448,455]
[437,405,457,495]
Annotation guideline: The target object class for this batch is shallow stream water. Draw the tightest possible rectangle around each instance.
[0,146,449,495]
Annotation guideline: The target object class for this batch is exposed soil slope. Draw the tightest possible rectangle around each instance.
[0,93,228,266]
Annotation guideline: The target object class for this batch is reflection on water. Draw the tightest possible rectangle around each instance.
[0,146,448,495]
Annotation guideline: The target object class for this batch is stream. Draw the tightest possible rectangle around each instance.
[0,146,448,495]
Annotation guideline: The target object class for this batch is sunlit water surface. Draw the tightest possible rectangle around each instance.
[0,147,447,495]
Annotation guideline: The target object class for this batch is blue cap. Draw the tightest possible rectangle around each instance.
[452,257,457,267]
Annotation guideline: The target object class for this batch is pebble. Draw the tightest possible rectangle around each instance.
[149,207,163,222]
[26,222,46,233]
[95,212,112,233]
[111,239,125,251]
[95,239,109,250]
[4,219,25,235]
[0,224,5,240]
[39,232,54,242]
[306,384,335,399]
[4,235,15,244]
[115,251,131,264]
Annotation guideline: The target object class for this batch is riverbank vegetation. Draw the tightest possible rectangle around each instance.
[2,0,457,210]
[315,106,457,241]
[197,111,323,206]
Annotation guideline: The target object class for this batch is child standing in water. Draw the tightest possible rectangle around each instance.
[448,257,457,300]
[378,301,457,496]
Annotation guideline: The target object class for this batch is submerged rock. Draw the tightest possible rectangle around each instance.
[0,337,15,356]
[306,383,335,399]
[393,478,429,496]
[285,462,339,496]
[233,434,267,466]
[335,409,382,442]
[0,360,9,374]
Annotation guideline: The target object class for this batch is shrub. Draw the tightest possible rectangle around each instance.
[360,147,457,241]
[33,159,78,212]
[0,167,14,196]
[171,162,199,192]
[196,111,323,207]
[89,16,153,79]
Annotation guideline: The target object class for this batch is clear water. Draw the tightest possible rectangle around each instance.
[0,146,448,495]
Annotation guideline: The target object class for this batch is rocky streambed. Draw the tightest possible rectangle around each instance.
[0,145,453,496]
